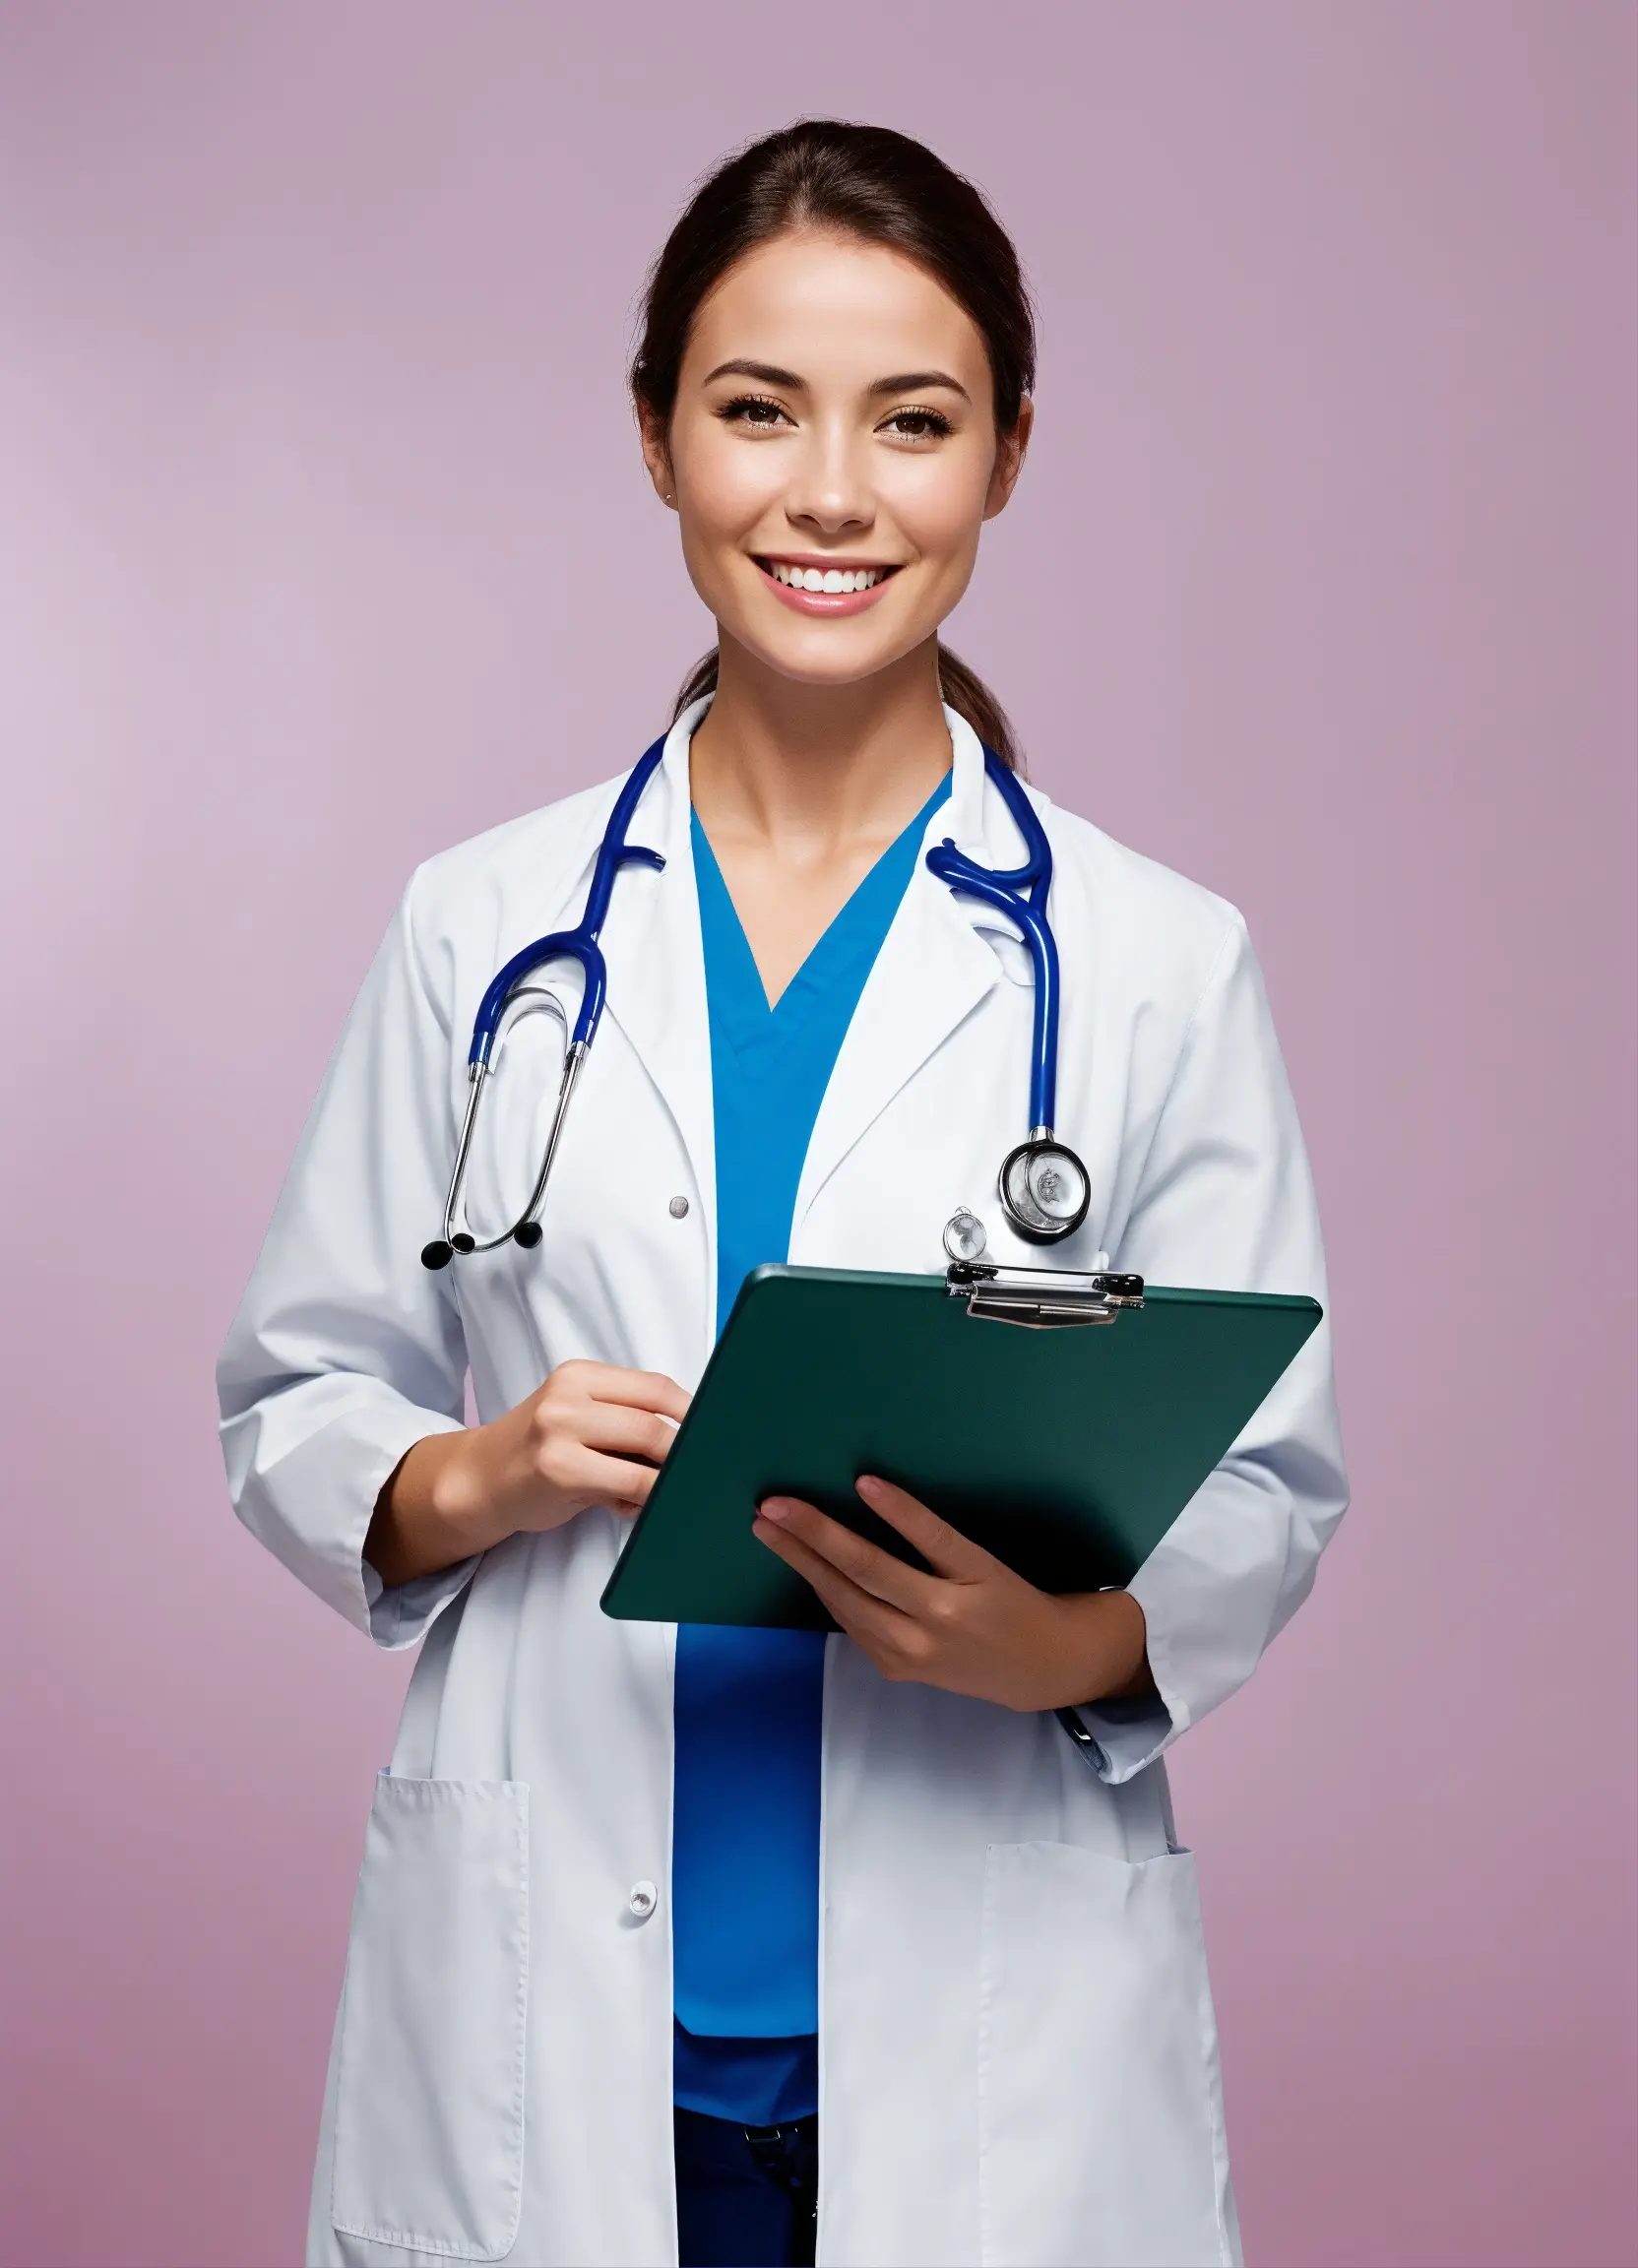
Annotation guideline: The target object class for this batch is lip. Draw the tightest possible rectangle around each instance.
[754,555,903,618]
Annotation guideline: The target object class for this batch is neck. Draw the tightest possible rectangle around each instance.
[687,631,953,853]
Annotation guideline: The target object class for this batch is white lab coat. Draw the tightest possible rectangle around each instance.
[219,702,1347,2268]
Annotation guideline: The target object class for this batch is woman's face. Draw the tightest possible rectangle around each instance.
[642,230,1030,689]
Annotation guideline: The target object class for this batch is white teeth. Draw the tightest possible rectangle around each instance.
[767,562,884,593]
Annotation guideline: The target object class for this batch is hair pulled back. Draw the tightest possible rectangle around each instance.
[632,120,1034,768]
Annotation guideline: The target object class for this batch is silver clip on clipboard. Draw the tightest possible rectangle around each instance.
[945,1260,1146,1329]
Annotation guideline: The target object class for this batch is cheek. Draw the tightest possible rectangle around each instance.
[674,425,778,539]
[890,453,994,574]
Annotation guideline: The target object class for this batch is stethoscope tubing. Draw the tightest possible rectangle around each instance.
[468,740,668,1069]
[428,736,1086,1269]
[424,740,667,1265]
[471,931,606,1068]
[925,754,1061,1136]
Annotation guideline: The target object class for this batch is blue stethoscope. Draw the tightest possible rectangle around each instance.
[420,737,1091,1271]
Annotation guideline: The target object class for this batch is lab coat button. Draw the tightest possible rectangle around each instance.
[628,1879,659,1920]
[668,1195,690,1219]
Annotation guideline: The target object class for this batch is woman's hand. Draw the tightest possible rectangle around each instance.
[365,1360,690,1590]
[753,1476,1155,1712]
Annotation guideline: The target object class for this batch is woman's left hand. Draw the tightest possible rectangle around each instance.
[753,1476,1155,1713]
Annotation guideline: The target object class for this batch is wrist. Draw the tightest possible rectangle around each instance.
[1053,1590,1153,1709]
[425,1426,508,1554]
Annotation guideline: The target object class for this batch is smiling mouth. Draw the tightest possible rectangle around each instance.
[753,556,902,615]
[759,558,897,594]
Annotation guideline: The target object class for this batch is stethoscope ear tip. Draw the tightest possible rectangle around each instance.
[512,1220,544,1250]
[420,1240,455,1271]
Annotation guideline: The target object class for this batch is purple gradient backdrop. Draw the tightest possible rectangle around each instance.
[1,6,1633,2264]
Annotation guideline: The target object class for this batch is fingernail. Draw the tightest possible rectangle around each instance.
[855,1475,882,1499]
[758,1499,791,1524]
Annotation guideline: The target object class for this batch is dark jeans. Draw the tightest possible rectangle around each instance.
[674,2107,819,2268]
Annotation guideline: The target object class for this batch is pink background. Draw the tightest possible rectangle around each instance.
[2,5,1633,2263]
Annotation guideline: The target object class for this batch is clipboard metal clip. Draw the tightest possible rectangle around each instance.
[945,1261,1145,1329]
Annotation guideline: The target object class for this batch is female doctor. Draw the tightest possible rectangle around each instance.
[219,120,1347,2268]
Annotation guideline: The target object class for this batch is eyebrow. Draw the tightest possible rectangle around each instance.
[870,369,972,403]
[702,358,973,405]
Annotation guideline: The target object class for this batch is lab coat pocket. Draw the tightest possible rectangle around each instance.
[977,1840,1235,2268]
[331,1776,529,2262]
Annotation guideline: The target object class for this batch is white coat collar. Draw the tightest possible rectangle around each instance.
[596,694,1045,1248]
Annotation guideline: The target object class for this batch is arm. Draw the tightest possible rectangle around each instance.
[217,870,687,1642]
[217,872,476,1646]
[1070,912,1348,1776]
[753,914,1347,1762]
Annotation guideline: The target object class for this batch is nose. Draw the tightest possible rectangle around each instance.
[784,414,875,538]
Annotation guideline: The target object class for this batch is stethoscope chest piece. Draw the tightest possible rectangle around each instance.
[998,1134,1092,1242]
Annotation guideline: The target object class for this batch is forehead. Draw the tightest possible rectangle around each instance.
[684,230,988,386]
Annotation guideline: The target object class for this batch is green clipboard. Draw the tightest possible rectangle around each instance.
[599,1263,1321,1630]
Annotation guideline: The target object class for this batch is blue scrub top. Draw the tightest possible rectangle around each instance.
[671,774,952,2125]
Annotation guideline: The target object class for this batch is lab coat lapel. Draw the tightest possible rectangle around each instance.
[791,708,1005,1231]
[598,704,716,1228]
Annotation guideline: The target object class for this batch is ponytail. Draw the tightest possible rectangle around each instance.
[669,642,1023,771]
[932,644,1022,772]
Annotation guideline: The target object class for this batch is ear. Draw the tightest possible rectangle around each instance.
[637,400,677,508]
[982,397,1034,522]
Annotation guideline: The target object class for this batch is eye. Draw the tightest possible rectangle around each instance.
[718,394,795,431]
[879,406,954,444]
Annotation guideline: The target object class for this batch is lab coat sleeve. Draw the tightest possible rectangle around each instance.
[1069,913,1349,1782]
[216,870,478,1648]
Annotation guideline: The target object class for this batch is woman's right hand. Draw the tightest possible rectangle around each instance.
[364,1360,691,1589]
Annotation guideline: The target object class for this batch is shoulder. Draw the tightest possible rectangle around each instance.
[1036,791,1247,1005]
[393,773,623,962]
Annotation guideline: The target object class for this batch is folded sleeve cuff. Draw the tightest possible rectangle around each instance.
[341,1408,479,1649]
[363,1546,482,1649]
[1060,1694,1178,1782]
[222,1382,474,1648]
[1058,1604,1191,1783]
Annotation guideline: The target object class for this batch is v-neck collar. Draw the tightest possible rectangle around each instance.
[597,695,1028,1282]
[690,772,953,1043]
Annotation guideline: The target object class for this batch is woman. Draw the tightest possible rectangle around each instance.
[220,121,1347,2268]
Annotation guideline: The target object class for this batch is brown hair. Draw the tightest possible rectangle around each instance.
[632,120,1035,768]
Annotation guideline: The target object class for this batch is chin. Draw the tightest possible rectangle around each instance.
[727,616,931,693]
[762,646,906,690]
